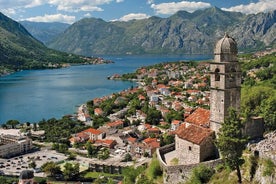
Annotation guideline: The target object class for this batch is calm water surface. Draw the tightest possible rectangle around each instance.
[0,55,211,123]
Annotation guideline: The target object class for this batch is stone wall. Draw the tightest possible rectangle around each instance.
[175,135,200,165]
[243,117,264,139]
[157,145,223,184]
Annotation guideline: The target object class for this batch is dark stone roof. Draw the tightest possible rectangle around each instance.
[214,33,237,55]
[19,170,34,180]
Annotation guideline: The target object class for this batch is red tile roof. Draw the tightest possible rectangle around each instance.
[106,120,124,128]
[144,124,152,129]
[172,120,181,125]
[148,127,160,133]
[143,137,160,149]
[127,137,137,144]
[143,137,157,144]
[83,128,103,135]
[94,139,116,147]
[185,107,210,127]
[176,124,213,145]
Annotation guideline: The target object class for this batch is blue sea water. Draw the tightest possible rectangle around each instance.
[0,55,212,124]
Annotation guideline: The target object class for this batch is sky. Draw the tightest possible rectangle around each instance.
[0,0,276,24]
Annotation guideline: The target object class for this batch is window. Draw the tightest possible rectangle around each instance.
[188,146,192,151]
[229,67,236,82]
[214,68,220,81]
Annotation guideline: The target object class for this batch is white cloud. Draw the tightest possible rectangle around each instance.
[116,0,124,2]
[147,0,154,4]
[151,1,211,15]
[48,0,112,12]
[116,13,150,22]
[84,13,92,17]
[23,13,76,24]
[222,0,276,14]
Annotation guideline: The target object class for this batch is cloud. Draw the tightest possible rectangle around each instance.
[48,0,112,12]
[116,13,150,22]
[0,0,114,16]
[222,0,276,14]
[23,13,76,24]
[84,13,92,18]
[116,0,124,2]
[151,1,211,15]
[147,0,154,4]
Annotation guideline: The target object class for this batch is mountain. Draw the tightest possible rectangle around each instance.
[19,21,70,44]
[0,12,92,75]
[46,7,276,55]
[230,10,276,51]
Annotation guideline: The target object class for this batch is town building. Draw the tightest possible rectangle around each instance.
[157,34,245,183]
[0,134,32,158]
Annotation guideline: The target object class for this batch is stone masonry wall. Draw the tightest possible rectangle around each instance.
[157,145,223,184]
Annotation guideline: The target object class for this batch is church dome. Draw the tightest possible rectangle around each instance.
[214,33,237,55]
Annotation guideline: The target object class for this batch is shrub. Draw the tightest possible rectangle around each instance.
[186,164,215,184]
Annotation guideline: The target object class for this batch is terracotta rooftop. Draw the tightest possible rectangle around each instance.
[185,107,210,127]
[143,137,160,148]
[95,139,116,146]
[127,137,137,143]
[106,120,124,128]
[83,128,103,135]
[172,120,181,125]
[176,124,213,145]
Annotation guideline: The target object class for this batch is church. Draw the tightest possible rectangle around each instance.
[157,34,258,183]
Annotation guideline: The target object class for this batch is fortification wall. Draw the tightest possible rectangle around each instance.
[157,145,223,184]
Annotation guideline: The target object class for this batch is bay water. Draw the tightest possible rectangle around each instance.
[0,55,212,124]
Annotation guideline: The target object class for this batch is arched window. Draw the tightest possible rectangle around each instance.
[214,68,220,81]
[229,68,236,82]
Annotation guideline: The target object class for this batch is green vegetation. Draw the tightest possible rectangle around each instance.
[240,53,276,131]
[0,12,109,75]
[216,108,248,183]
[121,154,162,184]
[63,162,80,180]
[37,117,87,143]
[262,158,275,177]
[186,164,215,184]
[41,161,62,177]
[0,176,18,184]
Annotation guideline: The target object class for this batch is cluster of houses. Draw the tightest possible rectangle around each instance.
[71,60,215,160]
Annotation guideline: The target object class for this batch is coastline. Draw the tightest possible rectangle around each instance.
[0,57,114,77]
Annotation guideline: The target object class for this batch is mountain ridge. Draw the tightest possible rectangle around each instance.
[0,12,97,75]
[45,7,275,55]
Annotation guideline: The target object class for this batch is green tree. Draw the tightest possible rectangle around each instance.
[86,141,98,157]
[6,120,20,128]
[63,162,80,180]
[41,161,61,177]
[98,148,110,160]
[216,108,248,183]
[186,164,215,184]
[146,107,162,125]
[241,86,276,131]
[122,153,132,162]
[28,161,36,169]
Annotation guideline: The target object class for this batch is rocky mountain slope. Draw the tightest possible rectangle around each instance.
[20,21,69,44]
[46,7,276,56]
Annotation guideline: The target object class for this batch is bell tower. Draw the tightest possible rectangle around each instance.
[210,33,241,133]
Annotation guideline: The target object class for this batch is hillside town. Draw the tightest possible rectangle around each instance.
[0,35,275,184]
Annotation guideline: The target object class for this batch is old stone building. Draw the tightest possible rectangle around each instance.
[174,123,215,165]
[210,33,241,133]
[157,34,243,183]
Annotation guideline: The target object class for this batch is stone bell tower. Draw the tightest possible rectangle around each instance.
[210,33,241,133]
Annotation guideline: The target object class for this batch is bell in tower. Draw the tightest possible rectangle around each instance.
[210,33,241,133]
